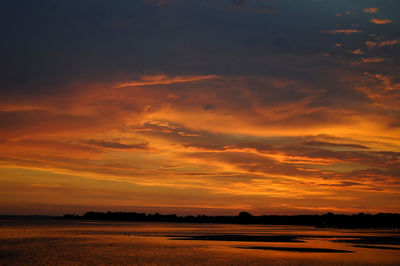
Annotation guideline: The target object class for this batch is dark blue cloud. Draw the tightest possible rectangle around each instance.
[1,0,399,98]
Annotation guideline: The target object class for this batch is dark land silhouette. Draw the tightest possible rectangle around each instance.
[60,211,400,229]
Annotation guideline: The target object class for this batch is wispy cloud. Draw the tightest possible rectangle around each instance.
[324,29,362,35]
[349,49,363,55]
[114,75,220,88]
[302,141,369,150]
[358,73,400,111]
[379,40,400,47]
[361,57,384,63]
[86,139,149,150]
[362,8,379,14]
[365,41,377,49]
[369,18,393,24]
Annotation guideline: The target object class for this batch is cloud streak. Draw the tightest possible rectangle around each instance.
[86,140,149,150]
[324,29,362,35]
[113,75,220,88]
[369,18,393,24]
[361,57,384,63]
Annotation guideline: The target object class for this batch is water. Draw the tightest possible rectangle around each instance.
[0,218,399,265]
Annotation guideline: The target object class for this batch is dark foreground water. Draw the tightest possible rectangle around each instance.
[0,218,399,265]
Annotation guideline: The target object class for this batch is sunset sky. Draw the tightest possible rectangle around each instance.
[1,0,399,215]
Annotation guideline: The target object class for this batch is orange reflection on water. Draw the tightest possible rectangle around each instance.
[1,219,399,265]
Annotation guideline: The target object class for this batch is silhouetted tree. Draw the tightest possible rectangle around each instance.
[60,211,400,228]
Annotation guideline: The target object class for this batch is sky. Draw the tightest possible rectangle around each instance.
[1,0,399,215]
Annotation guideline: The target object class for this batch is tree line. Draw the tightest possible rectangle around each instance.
[60,211,400,228]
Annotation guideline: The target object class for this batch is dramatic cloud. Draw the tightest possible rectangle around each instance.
[1,0,400,215]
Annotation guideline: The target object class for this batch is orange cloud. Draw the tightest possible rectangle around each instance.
[349,49,363,55]
[2,1,400,216]
[361,57,384,63]
[365,41,377,49]
[1,72,400,215]
[379,40,400,47]
[362,8,379,14]
[369,18,393,24]
[358,73,400,111]
[324,29,362,35]
[113,75,220,88]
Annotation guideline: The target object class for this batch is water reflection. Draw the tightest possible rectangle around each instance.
[0,218,399,265]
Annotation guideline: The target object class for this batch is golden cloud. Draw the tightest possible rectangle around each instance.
[1,72,400,214]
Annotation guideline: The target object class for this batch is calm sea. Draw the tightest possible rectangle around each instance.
[0,218,399,265]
